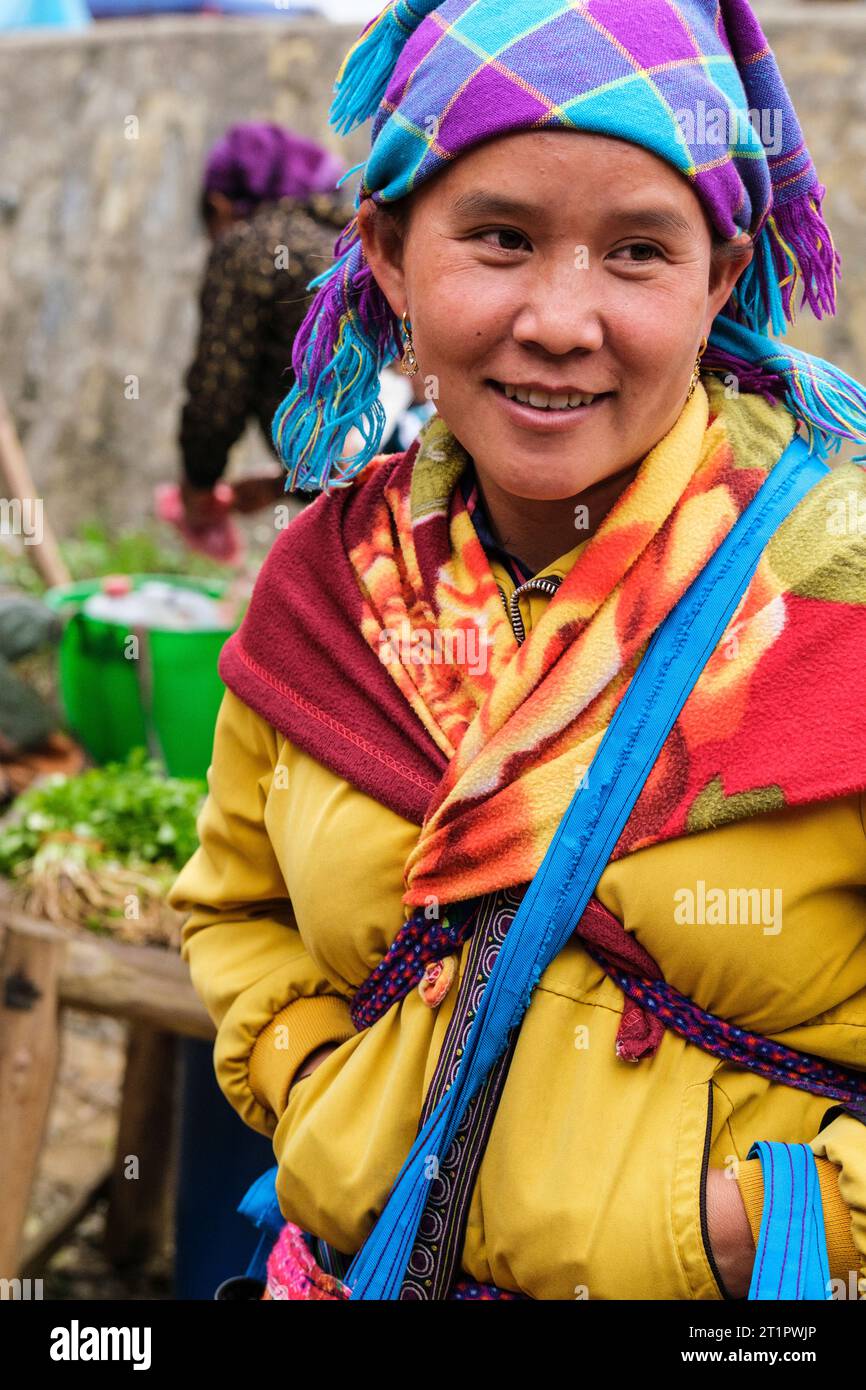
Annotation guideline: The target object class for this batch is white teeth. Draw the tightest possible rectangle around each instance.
[502,383,597,409]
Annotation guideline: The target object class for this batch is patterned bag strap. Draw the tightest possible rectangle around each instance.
[400,887,524,1299]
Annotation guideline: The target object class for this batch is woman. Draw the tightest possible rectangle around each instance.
[168,0,866,1300]
[176,122,353,539]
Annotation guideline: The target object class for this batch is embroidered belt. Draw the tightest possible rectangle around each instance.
[352,891,866,1108]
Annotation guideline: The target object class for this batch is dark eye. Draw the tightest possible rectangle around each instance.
[477,227,531,253]
[611,243,663,263]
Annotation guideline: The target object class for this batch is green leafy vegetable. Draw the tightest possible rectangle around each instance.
[0,747,205,876]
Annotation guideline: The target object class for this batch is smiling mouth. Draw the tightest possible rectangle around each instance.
[487,380,614,411]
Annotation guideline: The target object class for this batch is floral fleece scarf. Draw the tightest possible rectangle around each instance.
[220,374,866,916]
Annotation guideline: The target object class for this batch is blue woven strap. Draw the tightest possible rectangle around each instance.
[345,432,829,1299]
[746,1141,831,1300]
[238,1164,285,1282]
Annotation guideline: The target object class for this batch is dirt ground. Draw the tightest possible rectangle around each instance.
[21,1008,173,1300]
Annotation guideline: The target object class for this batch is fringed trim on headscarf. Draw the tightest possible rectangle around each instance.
[706,316,866,464]
[329,0,442,137]
[726,184,841,338]
[271,225,402,491]
[703,178,860,462]
[768,185,840,322]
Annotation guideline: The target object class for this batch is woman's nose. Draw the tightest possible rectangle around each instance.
[511,257,605,355]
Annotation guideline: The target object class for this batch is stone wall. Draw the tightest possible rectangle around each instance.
[0,5,865,536]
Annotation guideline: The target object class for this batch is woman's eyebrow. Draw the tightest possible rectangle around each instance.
[450,191,696,238]
[607,207,696,237]
[450,191,542,220]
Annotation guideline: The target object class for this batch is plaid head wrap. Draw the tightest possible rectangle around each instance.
[273,0,866,491]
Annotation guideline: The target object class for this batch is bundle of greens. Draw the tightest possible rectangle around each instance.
[0,749,205,947]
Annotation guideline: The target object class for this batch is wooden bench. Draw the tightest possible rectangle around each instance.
[0,890,212,1280]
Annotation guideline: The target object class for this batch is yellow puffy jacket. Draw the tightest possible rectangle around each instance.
[168,548,866,1300]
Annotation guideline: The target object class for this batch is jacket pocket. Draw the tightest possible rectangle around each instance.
[671,1072,732,1300]
[272,1007,428,1254]
[698,1078,734,1300]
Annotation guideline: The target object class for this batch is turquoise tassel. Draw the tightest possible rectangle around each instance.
[730,221,788,338]
[304,242,357,296]
[757,224,788,339]
[273,306,390,492]
[329,0,441,137]
[335,159,368,203]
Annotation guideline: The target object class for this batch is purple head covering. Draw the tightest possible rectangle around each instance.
[271,0,866,491]
[203,122,346,218]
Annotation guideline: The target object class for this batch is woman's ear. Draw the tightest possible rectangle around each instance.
[706,232,754,327]
[357,199,409,319]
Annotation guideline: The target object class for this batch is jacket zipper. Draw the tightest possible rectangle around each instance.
[496,575,563,645]
[699,1078,731,1300]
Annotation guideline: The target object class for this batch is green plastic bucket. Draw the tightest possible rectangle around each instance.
[44,575,241,779]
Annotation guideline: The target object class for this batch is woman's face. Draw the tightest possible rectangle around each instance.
[358,129,752,503]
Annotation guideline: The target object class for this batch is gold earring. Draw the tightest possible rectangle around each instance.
[687,335,709,401]
[400,310,418,376]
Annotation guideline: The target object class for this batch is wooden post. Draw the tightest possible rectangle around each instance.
[103,1023,178,1270]
[0,919,63,1278]
[0,388,71,591]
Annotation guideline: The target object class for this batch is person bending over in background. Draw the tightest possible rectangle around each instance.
[178,122,353,534]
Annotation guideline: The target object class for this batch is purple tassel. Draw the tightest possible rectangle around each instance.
[765,184,841,324]
[289,227,399,390]
[699,349,784,406]
[271,212,403,489]
[701,180,848,418]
